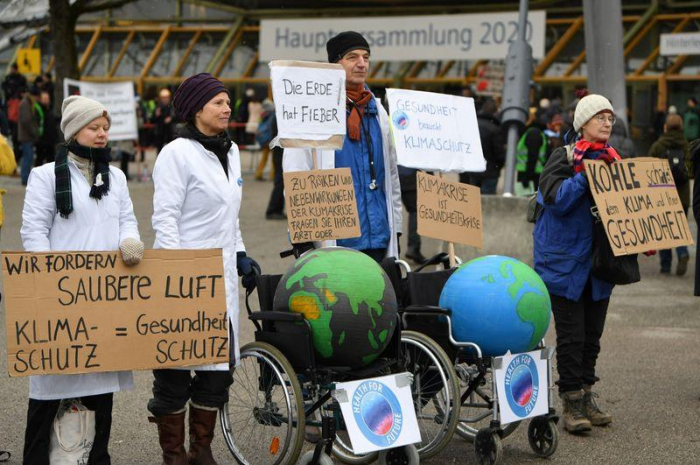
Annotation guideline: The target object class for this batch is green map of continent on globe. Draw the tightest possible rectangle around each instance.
[274,248,397,367]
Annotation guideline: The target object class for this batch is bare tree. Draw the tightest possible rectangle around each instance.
[49,0,135,103]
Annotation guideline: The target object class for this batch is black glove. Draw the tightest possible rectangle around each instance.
[237,251,261,290]
[292,241,315,258]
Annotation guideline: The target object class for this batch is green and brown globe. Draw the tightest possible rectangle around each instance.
[273,247,398,368]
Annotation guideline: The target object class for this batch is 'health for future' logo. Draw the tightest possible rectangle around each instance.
[392,110,410,130]
[352,380,403,447]
[504,353,539,417]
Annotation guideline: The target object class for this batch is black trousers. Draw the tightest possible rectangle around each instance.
[400,189,421,251]
[550,281,610,394]
[23,393,113,465]
[266,148,285,215]
[147,369,233,417]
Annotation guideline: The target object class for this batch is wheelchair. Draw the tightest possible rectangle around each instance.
[382,253,559,465]
[218,248,461,464]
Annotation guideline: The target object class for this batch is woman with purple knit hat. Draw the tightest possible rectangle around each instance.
[147,73,259,465]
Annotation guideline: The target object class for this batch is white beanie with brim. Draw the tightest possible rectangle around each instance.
[573,94,614,133]
[61,95,111,141]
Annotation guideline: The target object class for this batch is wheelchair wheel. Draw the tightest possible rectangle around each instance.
[377,444,420,465]
[401,330,460,460]
[220,341,305,465]
[454,363,519,442]
[298,450,334,465]
[474,429,502,465]
[528,416,558,458]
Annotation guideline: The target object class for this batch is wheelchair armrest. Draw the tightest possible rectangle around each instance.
[249,311,304,322]
[402,305,451,316]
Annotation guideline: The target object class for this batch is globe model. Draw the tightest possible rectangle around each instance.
[439,255,551,357]
[273,247,398,368]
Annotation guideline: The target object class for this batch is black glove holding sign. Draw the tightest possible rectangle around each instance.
[236,252,261,290]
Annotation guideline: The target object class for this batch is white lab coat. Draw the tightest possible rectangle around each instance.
[21,161,139,400]
[283,100,403,258]
[152,137,245,369]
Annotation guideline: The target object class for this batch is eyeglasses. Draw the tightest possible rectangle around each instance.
[594,114,616,125]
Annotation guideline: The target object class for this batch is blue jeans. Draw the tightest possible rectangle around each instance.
[20,141,34,185]
[659,246,689,272]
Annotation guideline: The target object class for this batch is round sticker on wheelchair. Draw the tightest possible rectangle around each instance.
[504,353,540,418]
[352,380,403,447]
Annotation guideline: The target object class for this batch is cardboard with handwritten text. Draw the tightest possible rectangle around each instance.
[270,60,346,149]
[416,172,483,248]
[1,249,228,377]
[284,168,361,244]
[584,158,694,256]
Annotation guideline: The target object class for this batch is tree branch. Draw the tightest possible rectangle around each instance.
[73,0,136,14]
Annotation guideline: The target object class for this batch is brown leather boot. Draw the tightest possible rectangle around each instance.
[560,390,592,433]
[188,404,218,465]
[583,385,613,426]
[149,412,188,465]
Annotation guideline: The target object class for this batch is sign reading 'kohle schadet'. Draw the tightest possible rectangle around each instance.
[584,158,694,256]
[284,168,361,244]
[270,60,346,148]
[387,88,486,173]
[416,172,483,248]
[260,11,546,62]
[2,249,229,377]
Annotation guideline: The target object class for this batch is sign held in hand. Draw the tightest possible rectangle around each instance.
[270,60,346,149]
[417,172,483,248]
[584,158,694,256]
[2,249,229,377]
[284,168,361,244]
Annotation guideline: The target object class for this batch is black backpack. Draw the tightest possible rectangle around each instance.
[666,148,688,185]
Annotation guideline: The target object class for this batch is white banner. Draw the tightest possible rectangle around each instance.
[334,373,421,454]
[270,61,346,145]
[494,350,549,426]
[63,79,138,141]
[387,88,486,173]
[260,11,546,62]
[660,32,700,56]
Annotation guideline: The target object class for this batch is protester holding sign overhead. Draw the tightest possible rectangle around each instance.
[149,73,259,465]
[283,31,402,262]
[20,95,143,464]
[646,114,690,276]
[533,91,620,434]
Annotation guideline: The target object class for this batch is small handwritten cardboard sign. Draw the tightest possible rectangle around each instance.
[584,158,694,256]
[2,249,228,377]
[283,168,361,244]
[416,171,483,248]
[270,60,346,149]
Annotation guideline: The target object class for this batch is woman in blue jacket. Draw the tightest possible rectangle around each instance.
[534,91,620,434]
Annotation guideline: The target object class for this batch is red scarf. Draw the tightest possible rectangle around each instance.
[346,87,372,141]
[573,139,621,173]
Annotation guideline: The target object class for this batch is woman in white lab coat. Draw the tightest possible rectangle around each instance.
[21,95,144,464]
[148,73,259,465]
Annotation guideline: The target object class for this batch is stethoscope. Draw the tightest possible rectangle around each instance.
[349,99,378,191]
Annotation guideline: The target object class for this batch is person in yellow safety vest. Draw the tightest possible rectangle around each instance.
[0,132,17,232]
[516,124,548,191]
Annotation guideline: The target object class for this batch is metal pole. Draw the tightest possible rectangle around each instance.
[583,0,628,128]
[500,0,532,196]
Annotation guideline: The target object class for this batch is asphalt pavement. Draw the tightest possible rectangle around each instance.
[0,152,698,464]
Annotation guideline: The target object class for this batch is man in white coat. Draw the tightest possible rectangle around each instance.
[283,31,403,262]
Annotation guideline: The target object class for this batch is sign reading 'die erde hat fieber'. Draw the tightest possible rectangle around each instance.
[270,60,347,149]
[2,249,229,377]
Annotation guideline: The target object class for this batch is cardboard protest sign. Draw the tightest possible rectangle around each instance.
[284,168,361,244]
[417,172,483,248]
[2,249,228,377]
[387,88,486,173]
[270,60,346,149]
[63,79,138,141]
[584,158,694,256]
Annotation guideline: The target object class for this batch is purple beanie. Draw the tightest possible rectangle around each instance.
[173,73,229,122]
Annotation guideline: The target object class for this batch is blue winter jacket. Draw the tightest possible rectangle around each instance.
[336,95,390,251]
[533,145,615,302]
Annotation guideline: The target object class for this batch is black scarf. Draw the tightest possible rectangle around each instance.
[178,123,232,177]
[55,140,111,219]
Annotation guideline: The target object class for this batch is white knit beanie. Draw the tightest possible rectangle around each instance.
[61,95,111,141]
[573,94,614,133]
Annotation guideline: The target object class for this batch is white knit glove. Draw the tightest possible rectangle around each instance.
[119,238,144,266]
